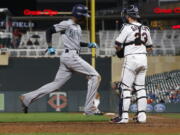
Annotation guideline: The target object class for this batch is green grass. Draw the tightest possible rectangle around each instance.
[160,113,180,119]
[1,133,180,135]
[0,113,180,123]
[0,113,180,135]
[0,112,108,122]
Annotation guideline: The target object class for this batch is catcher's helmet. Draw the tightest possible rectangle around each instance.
[121,5,140,20]
[72,4,90,19]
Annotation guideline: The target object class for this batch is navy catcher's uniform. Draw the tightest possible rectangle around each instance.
[20,4,101,115]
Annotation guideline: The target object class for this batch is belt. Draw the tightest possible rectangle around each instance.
[124,53,147,57]
[65,49,79,54]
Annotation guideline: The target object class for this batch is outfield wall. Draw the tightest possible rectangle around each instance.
[112,56,180,82]
[0,90,180,113]
[0,56,179,113]
[0,56,112,112]
[0,57,111,92]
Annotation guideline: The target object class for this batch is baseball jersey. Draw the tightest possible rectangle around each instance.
[53,19,82,51]
[115,22,153,56]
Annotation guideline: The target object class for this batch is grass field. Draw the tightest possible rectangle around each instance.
[161,113,180,119]
[0,112,108,122]
[0,113,179,135]
[0,112,179,122]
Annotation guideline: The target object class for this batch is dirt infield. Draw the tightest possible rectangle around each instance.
[0,115,180,134]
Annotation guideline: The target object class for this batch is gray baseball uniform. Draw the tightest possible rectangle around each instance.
[22,19,101,114]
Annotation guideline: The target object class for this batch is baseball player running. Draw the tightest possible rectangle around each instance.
[110,5,153,124]
[19,4,101,115]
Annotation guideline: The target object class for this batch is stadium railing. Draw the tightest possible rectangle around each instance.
[1,29,180,57]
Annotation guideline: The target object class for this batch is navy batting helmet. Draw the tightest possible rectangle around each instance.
[72,4,90,19]
[121,5,140,19]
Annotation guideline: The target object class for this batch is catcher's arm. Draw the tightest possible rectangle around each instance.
[146,45,153,53]
[114,41,124,58]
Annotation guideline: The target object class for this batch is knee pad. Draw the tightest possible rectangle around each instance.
[120,83,131,98]
[122,90,131,99]
[136,87,147,113]
[136,87,146,99]
[121,90,131,113]
[134,85,145,92]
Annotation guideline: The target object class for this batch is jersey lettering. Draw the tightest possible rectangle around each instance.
[66,28,81,41]
[134,32,148,45]
[131,25,138,31]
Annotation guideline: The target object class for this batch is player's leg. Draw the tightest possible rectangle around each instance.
[93,92,103,115]
[110,81,123,123]
[134,68,147,123]
[20,62,72,108]
[119,67,135,123]
[68,55,101,114]
[110,93,123,123]
[118,85,123,116]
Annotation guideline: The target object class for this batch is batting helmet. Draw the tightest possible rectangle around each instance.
[72,4,90,19]
[121,5,140,20]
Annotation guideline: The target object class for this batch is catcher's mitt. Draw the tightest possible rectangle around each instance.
[116,47,124,58]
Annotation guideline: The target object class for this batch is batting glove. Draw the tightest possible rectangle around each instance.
[46,46,56,55]
[88,42,98,48]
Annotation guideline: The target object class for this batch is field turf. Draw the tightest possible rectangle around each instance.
[0,112,108,122]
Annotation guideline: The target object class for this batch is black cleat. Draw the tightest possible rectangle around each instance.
[109,116,128,124]
[109,116,121,123]
[19,96,28,113]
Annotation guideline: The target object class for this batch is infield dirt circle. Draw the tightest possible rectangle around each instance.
[0,115,180,134]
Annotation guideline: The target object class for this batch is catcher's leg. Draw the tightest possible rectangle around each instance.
[21,63,72,107]
[119,67,135,123]
[117,83,123,116]
[134,69,147,123]
[118,94,123,116]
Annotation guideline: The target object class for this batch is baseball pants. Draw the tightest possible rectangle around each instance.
[22,50,101,114]
[120,54,147,120]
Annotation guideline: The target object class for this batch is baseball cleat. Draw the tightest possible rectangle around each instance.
[133,117,146,123]
[109,116,121,123]
[94,112,104,115]
[110,116,128,124]
[84,111,104,116]
[19,96,28,113]
[133,113,147,123]
[133,115,147,123]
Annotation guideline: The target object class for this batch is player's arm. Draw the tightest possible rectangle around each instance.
[80,42,98,48]
[114,24,128,58]
[114,24,127,50]
[80,42,88,47]
[145,27,153,53]
[114,41,123,51]
[46,21,68,47]
[46,26,56,47]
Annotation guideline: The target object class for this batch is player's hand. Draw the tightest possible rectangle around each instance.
[45,46,56,55]
[88,42,98,48]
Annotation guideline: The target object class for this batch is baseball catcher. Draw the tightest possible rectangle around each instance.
[111,5,153,124]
